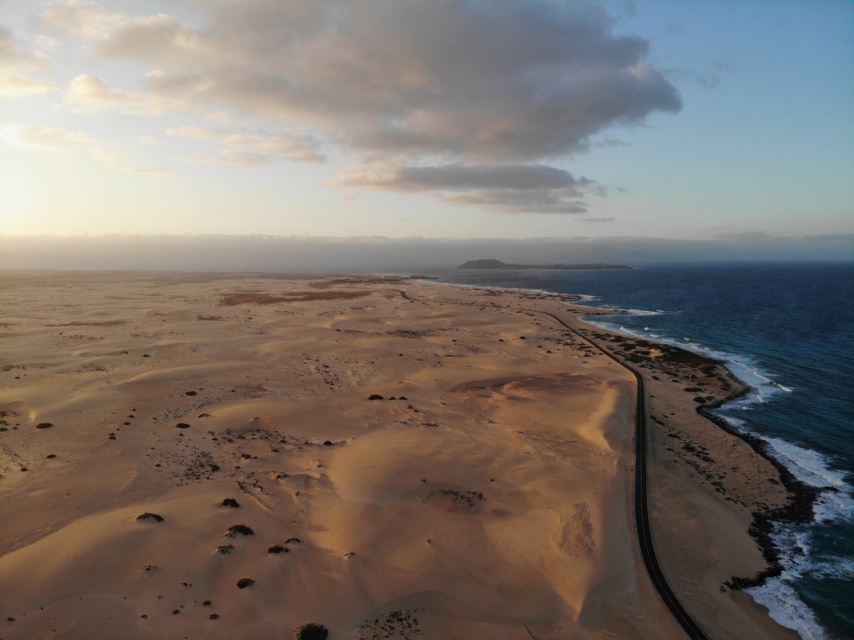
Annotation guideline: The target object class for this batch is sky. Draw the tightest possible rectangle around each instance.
[1,0,852,251]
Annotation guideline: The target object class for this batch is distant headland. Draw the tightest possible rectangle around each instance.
[458,259,632,270]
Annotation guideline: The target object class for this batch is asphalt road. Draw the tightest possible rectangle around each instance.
[537,311,711,640]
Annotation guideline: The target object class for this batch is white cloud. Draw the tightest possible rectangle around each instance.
[64,73,192,116]
[0,23,52,71]
[35,34,61,52]
[173,129,325,165]
[165,126,220,140]
[0,73,57,97]
[0,124,167,175]
[38,0,124,39]
[0,124,99,149]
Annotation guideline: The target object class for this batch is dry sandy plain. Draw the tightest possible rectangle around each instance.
[0,272,800,639]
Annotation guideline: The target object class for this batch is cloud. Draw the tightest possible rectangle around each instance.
[221,132,325,163]
[0,124,167,175]
[0,23,52,71]
[436,189,588,214]
[165,126,220,140]
[47,0,682,213]
[96,14,215,62]
[332,163,592,213]
[34,34,61,52]
[5,234,850,272]
[64,73,192,115]
[38,0,124,39]
[331,163,585,192]
[0,73,57,97]
[168,127,326,165]
[0,124,100,149]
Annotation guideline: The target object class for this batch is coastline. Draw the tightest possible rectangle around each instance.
[543,304,805,639]
[433,279,816,637]
[579,309,820,589]
[0,271,806,639]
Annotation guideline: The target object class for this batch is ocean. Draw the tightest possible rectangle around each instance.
[430,261,854,640]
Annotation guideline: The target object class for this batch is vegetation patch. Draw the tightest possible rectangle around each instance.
[136,513,164,522]
[423,489,484,514]
[359,609,423,640]
[296,623,329,640]
[225,524,254,537]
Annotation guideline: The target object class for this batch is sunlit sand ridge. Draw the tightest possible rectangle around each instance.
[0,272,796,639]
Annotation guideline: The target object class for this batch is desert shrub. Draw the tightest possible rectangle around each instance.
[296,623,329,640]
[136,513,164,522]
[225,524,254,537]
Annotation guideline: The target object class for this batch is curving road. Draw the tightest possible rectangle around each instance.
[391,283,710,638]
[535,310,710,640]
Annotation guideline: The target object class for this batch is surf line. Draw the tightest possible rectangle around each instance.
[531,308,710,640]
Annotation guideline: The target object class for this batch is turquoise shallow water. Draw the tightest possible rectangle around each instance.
[431,262,854,640]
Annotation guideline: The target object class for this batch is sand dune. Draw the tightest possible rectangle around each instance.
[0,272,795,639]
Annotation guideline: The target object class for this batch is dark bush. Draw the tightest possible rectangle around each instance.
[222,498,240,508]
[368,394,384,400]
[236,578,254,589]
[136,513,164,522]
[296,623,329,640]
[225,524,254,537]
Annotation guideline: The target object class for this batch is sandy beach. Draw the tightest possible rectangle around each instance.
[0,272,800,639]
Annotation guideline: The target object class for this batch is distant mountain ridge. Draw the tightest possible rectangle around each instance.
[458,259,631,270]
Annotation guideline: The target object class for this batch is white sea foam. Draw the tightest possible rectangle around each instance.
[621,308,665,317]
[585,314,788,407]
[764,437,847,490]
[575,287,849,640]
[812,486,854,524]
[747,579,830,640]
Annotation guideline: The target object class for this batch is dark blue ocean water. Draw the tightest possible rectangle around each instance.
[431,262,854,640]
